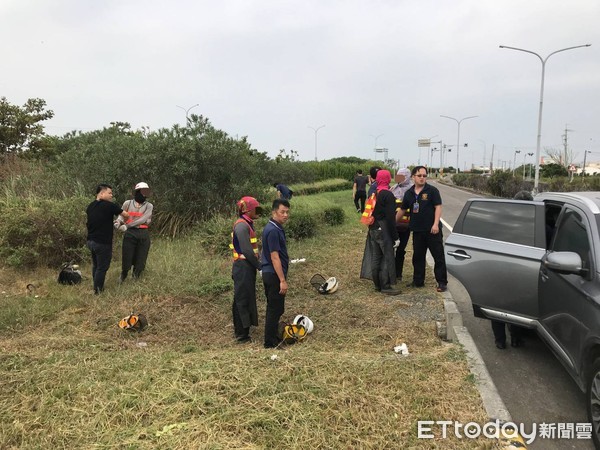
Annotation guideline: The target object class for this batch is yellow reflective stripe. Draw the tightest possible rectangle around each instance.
[250,238,257,243]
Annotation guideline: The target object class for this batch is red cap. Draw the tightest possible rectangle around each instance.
[237,196,263,214]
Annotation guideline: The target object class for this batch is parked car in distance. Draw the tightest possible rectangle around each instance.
[445,192,600,447]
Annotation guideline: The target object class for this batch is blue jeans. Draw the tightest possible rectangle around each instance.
[87,240,112,294]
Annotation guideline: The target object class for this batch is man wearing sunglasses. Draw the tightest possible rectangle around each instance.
[397,166,448,292]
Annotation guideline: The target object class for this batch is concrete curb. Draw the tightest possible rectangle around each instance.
[427,254,512,422]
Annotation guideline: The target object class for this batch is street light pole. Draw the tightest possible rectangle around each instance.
[512,150,521,176]
[440,115,478,173]
[176,104,200,123]
[583,150,592,176]
[308,125,325,161]
[370,133,384,154]
[499,44,591,193]
[527,152,534,180]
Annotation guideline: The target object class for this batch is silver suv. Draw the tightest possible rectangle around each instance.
[446,192,600,446]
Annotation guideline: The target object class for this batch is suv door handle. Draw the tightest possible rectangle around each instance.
[447,250,471,260]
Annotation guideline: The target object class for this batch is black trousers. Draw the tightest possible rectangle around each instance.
[262,272,286,347]
[491,320,522,343]
[411,229,447,286]
[354,190,367,212]
[121,228,151,279]
[232,260,258,339]
[394,228,411,279]
[87,240,112,294]
[369,224,396,290]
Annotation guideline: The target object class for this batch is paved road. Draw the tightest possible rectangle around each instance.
[433,180,593,450]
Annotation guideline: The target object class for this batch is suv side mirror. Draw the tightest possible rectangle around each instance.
[544,251,588,276]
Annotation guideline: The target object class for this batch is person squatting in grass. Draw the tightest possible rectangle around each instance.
[273,182,293,200]
[398,166,448,292]
[368,169,401,296]
[261,198,290,348]
[115,182,154,282]
[391,168,414,282]
[230,196,263,343]
[86,184,129,294]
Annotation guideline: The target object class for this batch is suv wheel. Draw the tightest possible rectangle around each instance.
[587,358,600,447]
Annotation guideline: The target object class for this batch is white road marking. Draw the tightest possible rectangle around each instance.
[441,217,453,232]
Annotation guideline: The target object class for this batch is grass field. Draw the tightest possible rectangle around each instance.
[0,190,495,449]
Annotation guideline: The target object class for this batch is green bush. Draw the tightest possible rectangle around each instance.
[323,207,345,226]
[0,196,89,267]
[191,214,237,257]
[291,179,352,196]
[286,212,318,240]
[486,171,531,198]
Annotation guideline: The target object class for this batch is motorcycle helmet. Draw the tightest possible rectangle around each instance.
[293,314,314,333]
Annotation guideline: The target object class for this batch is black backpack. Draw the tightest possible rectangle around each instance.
[57,262,82,285]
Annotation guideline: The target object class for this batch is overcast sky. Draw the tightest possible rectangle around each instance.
[2,0,599,169]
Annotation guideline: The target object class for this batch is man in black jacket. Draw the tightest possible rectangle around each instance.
[369,170,401,295]
[86,184,129,294]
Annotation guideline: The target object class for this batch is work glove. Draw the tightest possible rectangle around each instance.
[118,224,128,232]
[393,239,401,250]
[114,221,121,229]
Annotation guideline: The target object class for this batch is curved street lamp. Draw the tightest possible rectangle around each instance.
[370,133,384,151]
[499,44,591,193]
[512,149,521,176]
[440,115,478,173]
[308,125,325,161]
[176,104,200,123]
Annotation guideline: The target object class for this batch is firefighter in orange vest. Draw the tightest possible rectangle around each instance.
[115,182,154,282]
[230,196,263,343]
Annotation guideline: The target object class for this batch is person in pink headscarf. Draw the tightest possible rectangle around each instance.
[367,169,401,295]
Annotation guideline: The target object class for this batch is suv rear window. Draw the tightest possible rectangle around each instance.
[462,202,536,246]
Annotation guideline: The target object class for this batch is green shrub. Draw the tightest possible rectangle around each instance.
[0,196,89,267]
[291,179,353,196]
[323,207,345,226]
[486,171,530,198]
[286,212,318,240]
[191,214,236,257]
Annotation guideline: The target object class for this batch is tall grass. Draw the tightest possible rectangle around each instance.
[0,188,490,448]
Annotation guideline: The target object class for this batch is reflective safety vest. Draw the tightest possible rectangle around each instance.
[230,218,259,261]
[395,198,410,225]
[125,201,149,228]
[360,193,377,225]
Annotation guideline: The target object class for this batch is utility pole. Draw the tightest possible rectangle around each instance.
[489,144,495,173]
[561,124,574,167]
[583,150,591,176]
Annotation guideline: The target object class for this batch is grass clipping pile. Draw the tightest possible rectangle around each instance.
[0,211,489,449]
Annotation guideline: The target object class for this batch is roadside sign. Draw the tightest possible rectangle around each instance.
[418,139,431,147]
[569,164,576,172]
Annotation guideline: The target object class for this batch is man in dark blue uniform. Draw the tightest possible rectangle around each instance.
[261,199,290,348]
[399,166,448,292]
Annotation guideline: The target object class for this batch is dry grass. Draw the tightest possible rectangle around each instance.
[0,190,496,449]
